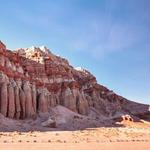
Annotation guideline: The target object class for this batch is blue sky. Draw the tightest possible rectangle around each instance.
[0,0,150,104]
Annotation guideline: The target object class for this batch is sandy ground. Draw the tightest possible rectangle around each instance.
[0,125,150,150]
[0,106,150,149]
[0,142,150,150]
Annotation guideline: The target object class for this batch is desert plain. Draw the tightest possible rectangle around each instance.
[0,120,150,150]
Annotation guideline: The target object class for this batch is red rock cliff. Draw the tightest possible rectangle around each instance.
[0,41,149,120]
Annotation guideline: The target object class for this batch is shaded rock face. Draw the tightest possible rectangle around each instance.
[0,41,149,120]
[7,79,16,118]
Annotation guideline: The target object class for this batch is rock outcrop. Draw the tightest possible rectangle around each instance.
[0,41,149,120]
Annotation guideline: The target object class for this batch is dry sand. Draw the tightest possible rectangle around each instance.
[0,142,150,150]
[0,125,150,150]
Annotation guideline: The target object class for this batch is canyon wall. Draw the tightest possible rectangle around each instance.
[0,41,149,119]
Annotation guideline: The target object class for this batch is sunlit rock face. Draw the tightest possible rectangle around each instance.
[0,40,149,120]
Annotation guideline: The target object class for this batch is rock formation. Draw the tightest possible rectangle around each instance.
[0,41,149,121]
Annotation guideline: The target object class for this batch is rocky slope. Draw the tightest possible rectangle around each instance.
[0,41,149,122]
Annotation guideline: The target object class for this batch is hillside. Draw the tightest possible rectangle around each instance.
[0,40,149,128]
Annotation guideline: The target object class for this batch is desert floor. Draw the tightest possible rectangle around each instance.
[0,123,150,150]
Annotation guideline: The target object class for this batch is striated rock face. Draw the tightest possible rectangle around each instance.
[7,79,16,118]
[0,41,149,120]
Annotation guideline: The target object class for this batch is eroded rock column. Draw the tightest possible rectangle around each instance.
[31,84,37,113]
[15,79,22,119]
[38,89,49,113]
[0,72,9,117]
[19,88,26,119]
[0,82,8,117]
[76,91,89,115]
[7,79,16,118]
[61,87,77,112]
[23,81,35,118]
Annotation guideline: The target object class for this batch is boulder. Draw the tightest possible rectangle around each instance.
[41,117,56,128]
